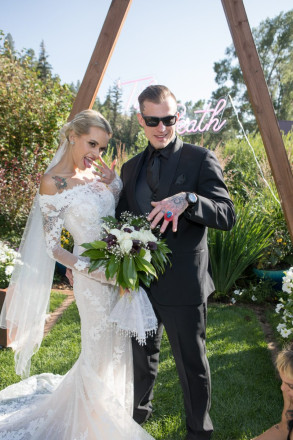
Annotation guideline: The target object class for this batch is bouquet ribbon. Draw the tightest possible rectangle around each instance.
[108,286,157,345]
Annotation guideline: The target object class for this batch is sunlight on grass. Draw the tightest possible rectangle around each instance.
[0,302,284,440]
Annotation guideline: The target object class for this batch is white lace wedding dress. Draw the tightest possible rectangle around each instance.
[0,177,154,440]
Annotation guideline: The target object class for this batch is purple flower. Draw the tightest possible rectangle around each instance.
[131,239,141,254]
[123,227,133,233]
[147,241,157,251]
[102,234,117,248]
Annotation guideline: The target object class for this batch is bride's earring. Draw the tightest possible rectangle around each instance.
[70,141,75,145]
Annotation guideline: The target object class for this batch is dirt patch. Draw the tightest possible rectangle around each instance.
[251,304,280,364]
[44,289,75,336]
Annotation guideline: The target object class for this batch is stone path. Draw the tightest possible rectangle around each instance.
[44,289,75,337]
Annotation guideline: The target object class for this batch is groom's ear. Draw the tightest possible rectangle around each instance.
[137,113,144,127]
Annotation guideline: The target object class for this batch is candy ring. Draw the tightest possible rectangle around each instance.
[164,211,174,221]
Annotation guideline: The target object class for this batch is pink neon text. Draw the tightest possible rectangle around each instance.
[176,98,227,135]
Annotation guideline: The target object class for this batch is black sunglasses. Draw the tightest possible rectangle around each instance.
[141,114,177,127]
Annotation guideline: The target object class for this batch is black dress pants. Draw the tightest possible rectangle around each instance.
[132,295,213,440]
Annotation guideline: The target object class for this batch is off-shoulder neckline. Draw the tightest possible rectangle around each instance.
[39,178,101,198]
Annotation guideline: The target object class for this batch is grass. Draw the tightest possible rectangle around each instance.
[0,301,284,440]
[49,290,67,312]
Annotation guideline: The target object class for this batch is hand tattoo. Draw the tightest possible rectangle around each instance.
[52,176,67,190]
[172,195,185,205]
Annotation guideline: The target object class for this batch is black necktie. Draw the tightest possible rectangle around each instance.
[147,150,161,193]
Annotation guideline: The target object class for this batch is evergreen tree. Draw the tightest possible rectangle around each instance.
[37,40,52,82]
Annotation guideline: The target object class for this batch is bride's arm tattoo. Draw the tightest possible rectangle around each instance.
[52,176,68,190]
[285,409,293,421]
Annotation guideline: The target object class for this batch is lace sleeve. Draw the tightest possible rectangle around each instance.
[107,172,122,207]
[39,195,115,284]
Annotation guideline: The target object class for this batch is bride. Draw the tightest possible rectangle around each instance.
[0,110,155,439]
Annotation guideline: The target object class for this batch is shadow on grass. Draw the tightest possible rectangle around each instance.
[0,302,284,440]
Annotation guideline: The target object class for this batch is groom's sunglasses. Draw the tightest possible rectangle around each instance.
[141,114,177,127]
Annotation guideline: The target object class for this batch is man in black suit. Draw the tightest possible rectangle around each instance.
[116,85,236,440]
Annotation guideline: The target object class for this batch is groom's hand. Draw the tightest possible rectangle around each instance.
[147,192,188,233]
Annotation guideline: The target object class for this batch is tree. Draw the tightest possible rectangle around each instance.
[0,32,74,236]
[37,40,52,82]
[212,9,293,133]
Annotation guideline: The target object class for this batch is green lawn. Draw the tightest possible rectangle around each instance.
[0,301,284,440]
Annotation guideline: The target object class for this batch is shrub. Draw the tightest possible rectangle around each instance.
[208,203,273,299]
[0,241,19,288]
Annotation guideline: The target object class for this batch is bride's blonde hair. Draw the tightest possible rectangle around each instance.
[60,109,112,144]
[276,343,293,380]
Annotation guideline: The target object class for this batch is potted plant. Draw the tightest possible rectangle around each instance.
[254,228,293,290]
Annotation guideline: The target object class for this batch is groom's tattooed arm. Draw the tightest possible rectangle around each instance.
[52,176,68,190]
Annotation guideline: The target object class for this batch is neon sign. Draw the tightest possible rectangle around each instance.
[176,98,227,135]
[117,76,157,112]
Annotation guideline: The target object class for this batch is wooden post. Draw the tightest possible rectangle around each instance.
[68,0,133,120]
[221,0,293,242]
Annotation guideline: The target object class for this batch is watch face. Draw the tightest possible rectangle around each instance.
[187,193,197,204]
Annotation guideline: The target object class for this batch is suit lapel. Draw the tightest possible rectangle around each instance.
[156,137,183,201]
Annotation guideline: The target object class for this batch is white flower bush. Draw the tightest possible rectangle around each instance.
[0,241,19,288]
[275,267,293,338]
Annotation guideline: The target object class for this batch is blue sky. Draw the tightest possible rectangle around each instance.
[1,0,292,109]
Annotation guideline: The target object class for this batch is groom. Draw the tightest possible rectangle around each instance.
[116,85,236,440]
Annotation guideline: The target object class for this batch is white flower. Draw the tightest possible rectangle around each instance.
[5,265,14,276]
[275,303,284,314]
[277,323,286,332]
[251,295,257,302]
[143,249,152,262]
[280,327,292,338]
[131,229,157,244]
[233,289,242,296]
[110,229,124,240]
[231,298,236,304]
[119,237,133,254]
[283,283,293,294]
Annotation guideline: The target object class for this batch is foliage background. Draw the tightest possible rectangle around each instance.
[0,8,293,292]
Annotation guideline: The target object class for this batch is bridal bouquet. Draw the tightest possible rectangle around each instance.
[81,212,171,343]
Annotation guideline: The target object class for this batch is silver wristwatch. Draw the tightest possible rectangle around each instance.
[185,192,198,205]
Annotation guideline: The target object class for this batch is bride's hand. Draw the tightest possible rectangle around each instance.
[93,156,117,184]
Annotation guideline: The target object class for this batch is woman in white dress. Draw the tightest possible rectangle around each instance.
[0,110,155,440]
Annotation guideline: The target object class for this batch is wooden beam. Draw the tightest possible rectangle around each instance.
[221,0,293,242]
[68,0,133,120]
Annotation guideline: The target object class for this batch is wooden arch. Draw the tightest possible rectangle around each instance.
[68,0,293,242]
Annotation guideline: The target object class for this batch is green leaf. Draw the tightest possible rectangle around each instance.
[80,249,108,260]
[135,255,157,277]
[81,242,94,250]
[138,272,152,287]
[88,240,107,250]
[106,255,120,279]
[122,255,137,289]
[88,259,106,273]
[117,264,127,289]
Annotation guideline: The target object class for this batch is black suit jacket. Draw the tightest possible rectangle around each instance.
[116,137,236,306]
